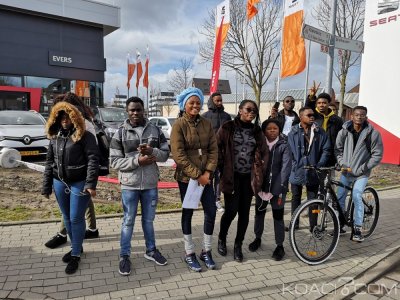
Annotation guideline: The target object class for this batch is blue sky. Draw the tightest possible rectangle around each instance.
[102,0,362,103]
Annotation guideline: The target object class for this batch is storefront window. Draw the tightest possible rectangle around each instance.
[0,75,23,87]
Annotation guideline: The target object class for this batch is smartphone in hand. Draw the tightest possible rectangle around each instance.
[273,101,280,109]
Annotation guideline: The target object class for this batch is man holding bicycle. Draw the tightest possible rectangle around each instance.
[335,106,383,242]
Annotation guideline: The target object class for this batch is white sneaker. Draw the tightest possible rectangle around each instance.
[216,200,225,213]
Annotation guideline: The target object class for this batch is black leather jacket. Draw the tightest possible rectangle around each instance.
[42,102,99,195]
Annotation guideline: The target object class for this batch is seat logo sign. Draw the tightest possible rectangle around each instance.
[22,135,31,145]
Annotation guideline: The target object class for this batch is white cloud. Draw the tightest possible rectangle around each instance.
[103,0,361,104]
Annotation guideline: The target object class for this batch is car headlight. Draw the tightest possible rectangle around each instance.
[105,127,117,137]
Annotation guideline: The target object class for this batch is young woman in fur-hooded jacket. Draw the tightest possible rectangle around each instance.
[42,101,99,275]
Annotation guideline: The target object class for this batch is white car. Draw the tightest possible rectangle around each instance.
[0,110,48,157]
[148,117,176,145]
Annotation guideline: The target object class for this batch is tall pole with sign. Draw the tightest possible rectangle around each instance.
[325,0,338,97]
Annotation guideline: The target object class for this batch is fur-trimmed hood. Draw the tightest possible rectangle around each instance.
[46,101,86,142]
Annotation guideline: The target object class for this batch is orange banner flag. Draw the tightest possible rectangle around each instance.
[280,0,306,78]
[247,0,261,21]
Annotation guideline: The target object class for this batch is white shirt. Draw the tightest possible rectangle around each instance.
[283,115,295,136]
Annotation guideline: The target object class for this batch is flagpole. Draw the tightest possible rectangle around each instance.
[276,0,286,103]
[303,39,311,107]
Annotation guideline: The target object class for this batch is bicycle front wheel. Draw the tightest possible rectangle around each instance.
[289,199,340,265]
[350,187,380,238]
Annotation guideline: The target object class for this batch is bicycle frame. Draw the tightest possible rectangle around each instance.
[314,169,354,231]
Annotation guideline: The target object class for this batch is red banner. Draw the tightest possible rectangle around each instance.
[209,17,224,95]
[143,54,149,88]
[127,63,135,89]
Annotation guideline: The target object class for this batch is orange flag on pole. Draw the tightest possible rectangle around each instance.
[127,54,136,90]
[136,51,143,90]
[143,47,149,88]
[280,0,306,78]
[247,0,261,21]
[216,0,230,48]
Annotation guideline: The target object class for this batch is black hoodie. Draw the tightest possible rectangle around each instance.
[202,96,232,133]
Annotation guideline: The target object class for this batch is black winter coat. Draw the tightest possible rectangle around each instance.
[305,98,343,166]
[202,97,231,133]
[269,109,300,134]
[261,135,291,196]
[42,102,99,195]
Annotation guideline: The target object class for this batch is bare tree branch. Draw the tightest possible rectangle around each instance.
[312,0,365,116]
[199,0,281,107]
[166,58,194,95]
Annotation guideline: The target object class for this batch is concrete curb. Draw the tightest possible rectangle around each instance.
[1,185,399,226]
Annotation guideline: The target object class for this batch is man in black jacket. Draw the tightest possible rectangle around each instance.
[269,96,300,136]
[202,92,231,212]
[305,92,343,167]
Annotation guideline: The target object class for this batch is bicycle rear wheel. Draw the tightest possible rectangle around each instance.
[289,200,340,265]
[350,187,379,238]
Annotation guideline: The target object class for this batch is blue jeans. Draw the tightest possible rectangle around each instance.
[337,174,369,227]
[53,179,90,256]
[178,181,216,235]
[120,188,158,257]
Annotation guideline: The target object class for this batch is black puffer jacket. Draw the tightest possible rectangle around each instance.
[42,102,99,195]
[201,97,231,133]
[261,135,291,196]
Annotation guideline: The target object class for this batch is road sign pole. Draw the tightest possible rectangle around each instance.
[325,0,337,96]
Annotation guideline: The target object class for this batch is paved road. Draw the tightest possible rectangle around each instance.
[0,189,399,300]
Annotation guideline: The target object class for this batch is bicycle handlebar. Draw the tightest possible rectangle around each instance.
[303,165,352,172]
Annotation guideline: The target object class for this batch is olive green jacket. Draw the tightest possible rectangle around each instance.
[170,113,218,183]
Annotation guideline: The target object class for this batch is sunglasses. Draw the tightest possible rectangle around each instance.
[244,107,258,113]
[285,100,295,103]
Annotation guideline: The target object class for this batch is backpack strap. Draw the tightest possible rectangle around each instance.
[365,130,372,154]
[118,126,125,157]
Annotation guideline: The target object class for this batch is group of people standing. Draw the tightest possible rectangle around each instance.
[41,86,383,276]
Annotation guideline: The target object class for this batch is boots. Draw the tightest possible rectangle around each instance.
[217,239,227,256]
[233,243,243,262]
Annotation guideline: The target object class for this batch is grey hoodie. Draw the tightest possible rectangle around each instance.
[335,120,383,178]
[109,119,170,190]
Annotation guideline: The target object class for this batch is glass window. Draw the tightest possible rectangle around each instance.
[0,111,45,125]
[99,108,127,122]
[158,119,168,126]
[0,91,29,110]
[0,75,23,87]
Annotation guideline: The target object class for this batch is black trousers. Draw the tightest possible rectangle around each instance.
[291,183,319,227]
[178,181,216,235]
[218,172,253,245]
[254,195,285,246]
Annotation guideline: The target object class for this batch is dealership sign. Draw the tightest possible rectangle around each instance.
[359,0,400,164]
[48,51,106,71]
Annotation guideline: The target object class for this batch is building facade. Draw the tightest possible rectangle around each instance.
[0,0,120,116]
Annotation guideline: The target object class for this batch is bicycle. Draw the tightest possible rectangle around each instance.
[288,166,379,265]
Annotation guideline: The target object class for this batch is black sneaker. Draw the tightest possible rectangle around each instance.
[144,249,168,266]
[65,256,80,275]
[119,255,131,276]
[185,253,202,272]
[84,229,99,239]
[272,245,285,261]
[199,251,216,270]
[62,247,83,263]
[233,244,243,262]
[45,233,67,249]
[352,226,364,242]
[248,238,261,252]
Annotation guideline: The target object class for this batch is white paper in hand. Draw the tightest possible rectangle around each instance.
[182,179,205,209]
